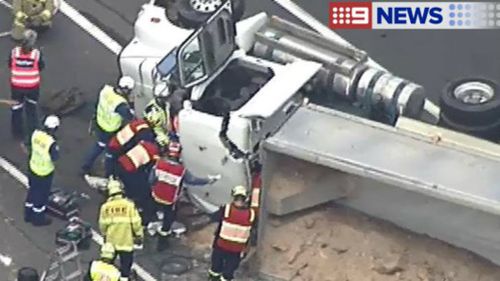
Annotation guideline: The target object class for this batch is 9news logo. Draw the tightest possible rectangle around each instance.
[329,2,372,29]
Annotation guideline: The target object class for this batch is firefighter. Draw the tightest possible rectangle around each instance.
[11,0,55,41]
[84,243,121,281]
[8,29,44,143]
[208,185,256,281]
[81,77,135,176]
[24,115,60,226]
[99,179,143,281]
[143,89,172,147]
[104,108,162,178]
[115,138,160,227]
[150,139,220,250]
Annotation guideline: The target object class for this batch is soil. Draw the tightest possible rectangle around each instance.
[181,156,500,281]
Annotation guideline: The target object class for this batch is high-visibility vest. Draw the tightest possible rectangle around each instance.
[151,160,185,205]
[10,47,41,89]
[29,130,56,176]
[98,196,143,251]
[108,119,150,152]
[250,172,261,211]
[89,260,120,281]
[216,204,255,253]
[118,141,159,173]
[96,85,127,133]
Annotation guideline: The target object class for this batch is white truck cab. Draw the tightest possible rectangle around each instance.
[119,0,322,212]
[119,0,434,213]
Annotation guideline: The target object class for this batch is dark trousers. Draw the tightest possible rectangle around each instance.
[113,250,133,278]
[210,246,242,281]
[161,203,176,233]
[82,126,114,173]
[11,87,39,142]
[117,166,154,225]
[104,147,119,178]
[25,171,53,224]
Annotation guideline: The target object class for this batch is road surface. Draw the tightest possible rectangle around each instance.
[0,0,498,280]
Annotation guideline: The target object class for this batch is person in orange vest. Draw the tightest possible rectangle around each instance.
[208,185,256,281]
[8,29,44,142]
[114,139,160,227]
[150,138,220,250]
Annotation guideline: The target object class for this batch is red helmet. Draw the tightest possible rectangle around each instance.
[168,141,181,159]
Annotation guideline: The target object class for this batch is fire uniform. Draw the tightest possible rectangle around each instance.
[115,140,160,226]
[208,199,256,281]
[8,45,44,141]
[85,243,121,281]
[105,118,155,177]
[11,0,55,40]
[99,180,143,281]
[81,78,134,176]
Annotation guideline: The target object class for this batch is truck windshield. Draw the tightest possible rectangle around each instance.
[179,37,206,84]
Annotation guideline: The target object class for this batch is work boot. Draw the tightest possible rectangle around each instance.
[32,215,52,226]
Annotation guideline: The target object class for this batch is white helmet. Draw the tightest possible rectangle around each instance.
[118,76,135,91]
[44,115,60,129]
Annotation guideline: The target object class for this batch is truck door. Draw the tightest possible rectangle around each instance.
[175,0,249,213]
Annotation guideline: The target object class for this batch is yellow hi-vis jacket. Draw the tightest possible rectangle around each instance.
[29,130,56,176]
[98,195,143,252]
[89,260,120,281]
[96,85,127,133]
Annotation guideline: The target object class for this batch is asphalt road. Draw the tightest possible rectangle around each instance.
[0,0,499,280]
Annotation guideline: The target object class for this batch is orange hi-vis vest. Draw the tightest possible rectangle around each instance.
[10,47,41,89]
[108,119,150,152]
[118,141,159,173]
[151,160,185,205]
[216,204,255,253]
[250,172,262,212]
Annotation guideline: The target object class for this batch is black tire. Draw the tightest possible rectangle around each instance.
[17,267,39,281]
[439,113,500,141]
[174,0,245,29]
[440,78,500,126]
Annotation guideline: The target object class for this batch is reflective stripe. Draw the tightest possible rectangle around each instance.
[116,125,134,145]
[219,221,252,244]
[250,188,260,208]
[90,261,121,281]
[11,47,41,88]
[99,216,141,224]
[33,206,46,213]
[126,145,151,169]
[156,170,182,186]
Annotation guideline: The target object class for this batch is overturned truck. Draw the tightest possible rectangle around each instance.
[117,0,500,277]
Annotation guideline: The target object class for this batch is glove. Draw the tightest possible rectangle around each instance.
[15,11,28,21]
[208,174,221,184]
[133,237,143,250]
[40,9,51,21]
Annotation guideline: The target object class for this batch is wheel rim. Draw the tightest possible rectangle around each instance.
[189,0,223,13]
[453,81,495,105]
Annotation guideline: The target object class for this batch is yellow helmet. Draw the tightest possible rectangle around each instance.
[107,179,123,196]
[144,106,163,128]
[231,185,248,198]
[100,243,116,260]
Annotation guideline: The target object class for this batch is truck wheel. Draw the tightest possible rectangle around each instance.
[439,112,500,141]
[440,78,500,126]
[175,0,245,29]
